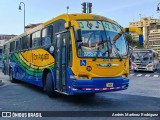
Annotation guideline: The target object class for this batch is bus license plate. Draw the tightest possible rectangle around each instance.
[106,83,113,87]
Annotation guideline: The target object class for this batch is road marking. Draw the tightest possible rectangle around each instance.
[137,74,142,77]
[130,74,134,76]
[153,75,159,78]
[145,74,150,77]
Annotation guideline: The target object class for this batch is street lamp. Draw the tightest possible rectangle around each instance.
[18,2,25,32]
[156,3,160,12]
[66,6,69,14]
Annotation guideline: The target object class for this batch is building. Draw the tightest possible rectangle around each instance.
[129,17,160,57]
[0,34,16,40]
[25,23,42,31]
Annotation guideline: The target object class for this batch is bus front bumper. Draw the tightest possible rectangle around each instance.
[68,77,129,95]
[133,67,154,71]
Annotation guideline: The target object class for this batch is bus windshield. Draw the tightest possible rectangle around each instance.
[76,20,127,58]
[132,51,152,63]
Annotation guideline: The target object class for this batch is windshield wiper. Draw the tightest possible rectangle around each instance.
[92,46,99,61]
[117,52,123,61]
[113,33,122,43]
[112,33,124,61]
[112,44,123,61]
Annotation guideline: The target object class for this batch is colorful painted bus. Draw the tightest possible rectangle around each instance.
[2,14,143,97]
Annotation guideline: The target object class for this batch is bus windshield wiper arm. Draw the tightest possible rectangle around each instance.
[117,52,123,61]
[112,44,123,61]
[92,46,99,61]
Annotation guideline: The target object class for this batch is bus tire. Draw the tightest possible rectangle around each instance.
[46,72,56,97]
[87,93,96,96]
[134,70,137,72]
[9,68,16,83]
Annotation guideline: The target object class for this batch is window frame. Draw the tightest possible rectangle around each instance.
[21,35,31,50]
[10,41,15,52]
[31,30,41,48]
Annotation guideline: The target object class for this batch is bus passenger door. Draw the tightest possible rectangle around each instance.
[55,32,68,92]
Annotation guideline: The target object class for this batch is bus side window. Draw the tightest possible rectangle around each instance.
[42,28,47,46]
[3,45,5,54]
[42,26,52,46]
[32,31,41,48]
[68,33,72,67]
[15,40,20,51]
[0,48,2,56]
[10,41,15,52]
[22,35,30,50]
[52,20,66,45]
[47,25,53,45]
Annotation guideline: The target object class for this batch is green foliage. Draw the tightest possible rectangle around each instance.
[125,34,144,48]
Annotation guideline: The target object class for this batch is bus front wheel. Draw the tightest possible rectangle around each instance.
[9,69,16,83]
[46,72,56,97]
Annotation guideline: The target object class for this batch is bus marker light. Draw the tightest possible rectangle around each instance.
[70,75,76,79]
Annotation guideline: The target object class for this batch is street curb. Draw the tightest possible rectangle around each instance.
[0,80,4,86]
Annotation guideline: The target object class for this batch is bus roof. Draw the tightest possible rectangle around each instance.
[43,13,120,26]
[8,13,121,43]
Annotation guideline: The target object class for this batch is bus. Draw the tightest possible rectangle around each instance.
[2,13,143,97]
[131,49,159,72]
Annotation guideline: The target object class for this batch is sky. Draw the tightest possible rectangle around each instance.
[0,0,159,35]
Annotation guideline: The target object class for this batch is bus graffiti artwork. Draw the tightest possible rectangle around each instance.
[32,53,49,61]
[2,13,143,97]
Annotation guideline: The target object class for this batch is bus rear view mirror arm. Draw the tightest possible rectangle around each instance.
[122,27,144,45]
[65,21,80,29]
[65,21,82,42]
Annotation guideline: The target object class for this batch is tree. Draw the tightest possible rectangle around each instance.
[125,34,144,49]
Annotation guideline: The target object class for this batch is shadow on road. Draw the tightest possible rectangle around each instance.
[12,80,113,106]
[130,70,160,74]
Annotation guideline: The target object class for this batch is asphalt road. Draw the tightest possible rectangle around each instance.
[0,72,160,120]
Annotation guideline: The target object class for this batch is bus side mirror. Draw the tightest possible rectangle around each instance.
[139,35,144,45]
[75,29,82,42]
[65,21,82,42]
[122,27,144,45]
[64,22,71,29]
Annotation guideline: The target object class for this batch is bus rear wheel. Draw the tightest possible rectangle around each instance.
[45,72,56,97]
[9,69,16,83]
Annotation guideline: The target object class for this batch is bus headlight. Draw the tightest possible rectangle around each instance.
[122,74,127,78]
[70,75,76,79]
[78,75,89,79]
[132,63,137,67]
[147,64,153,68]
